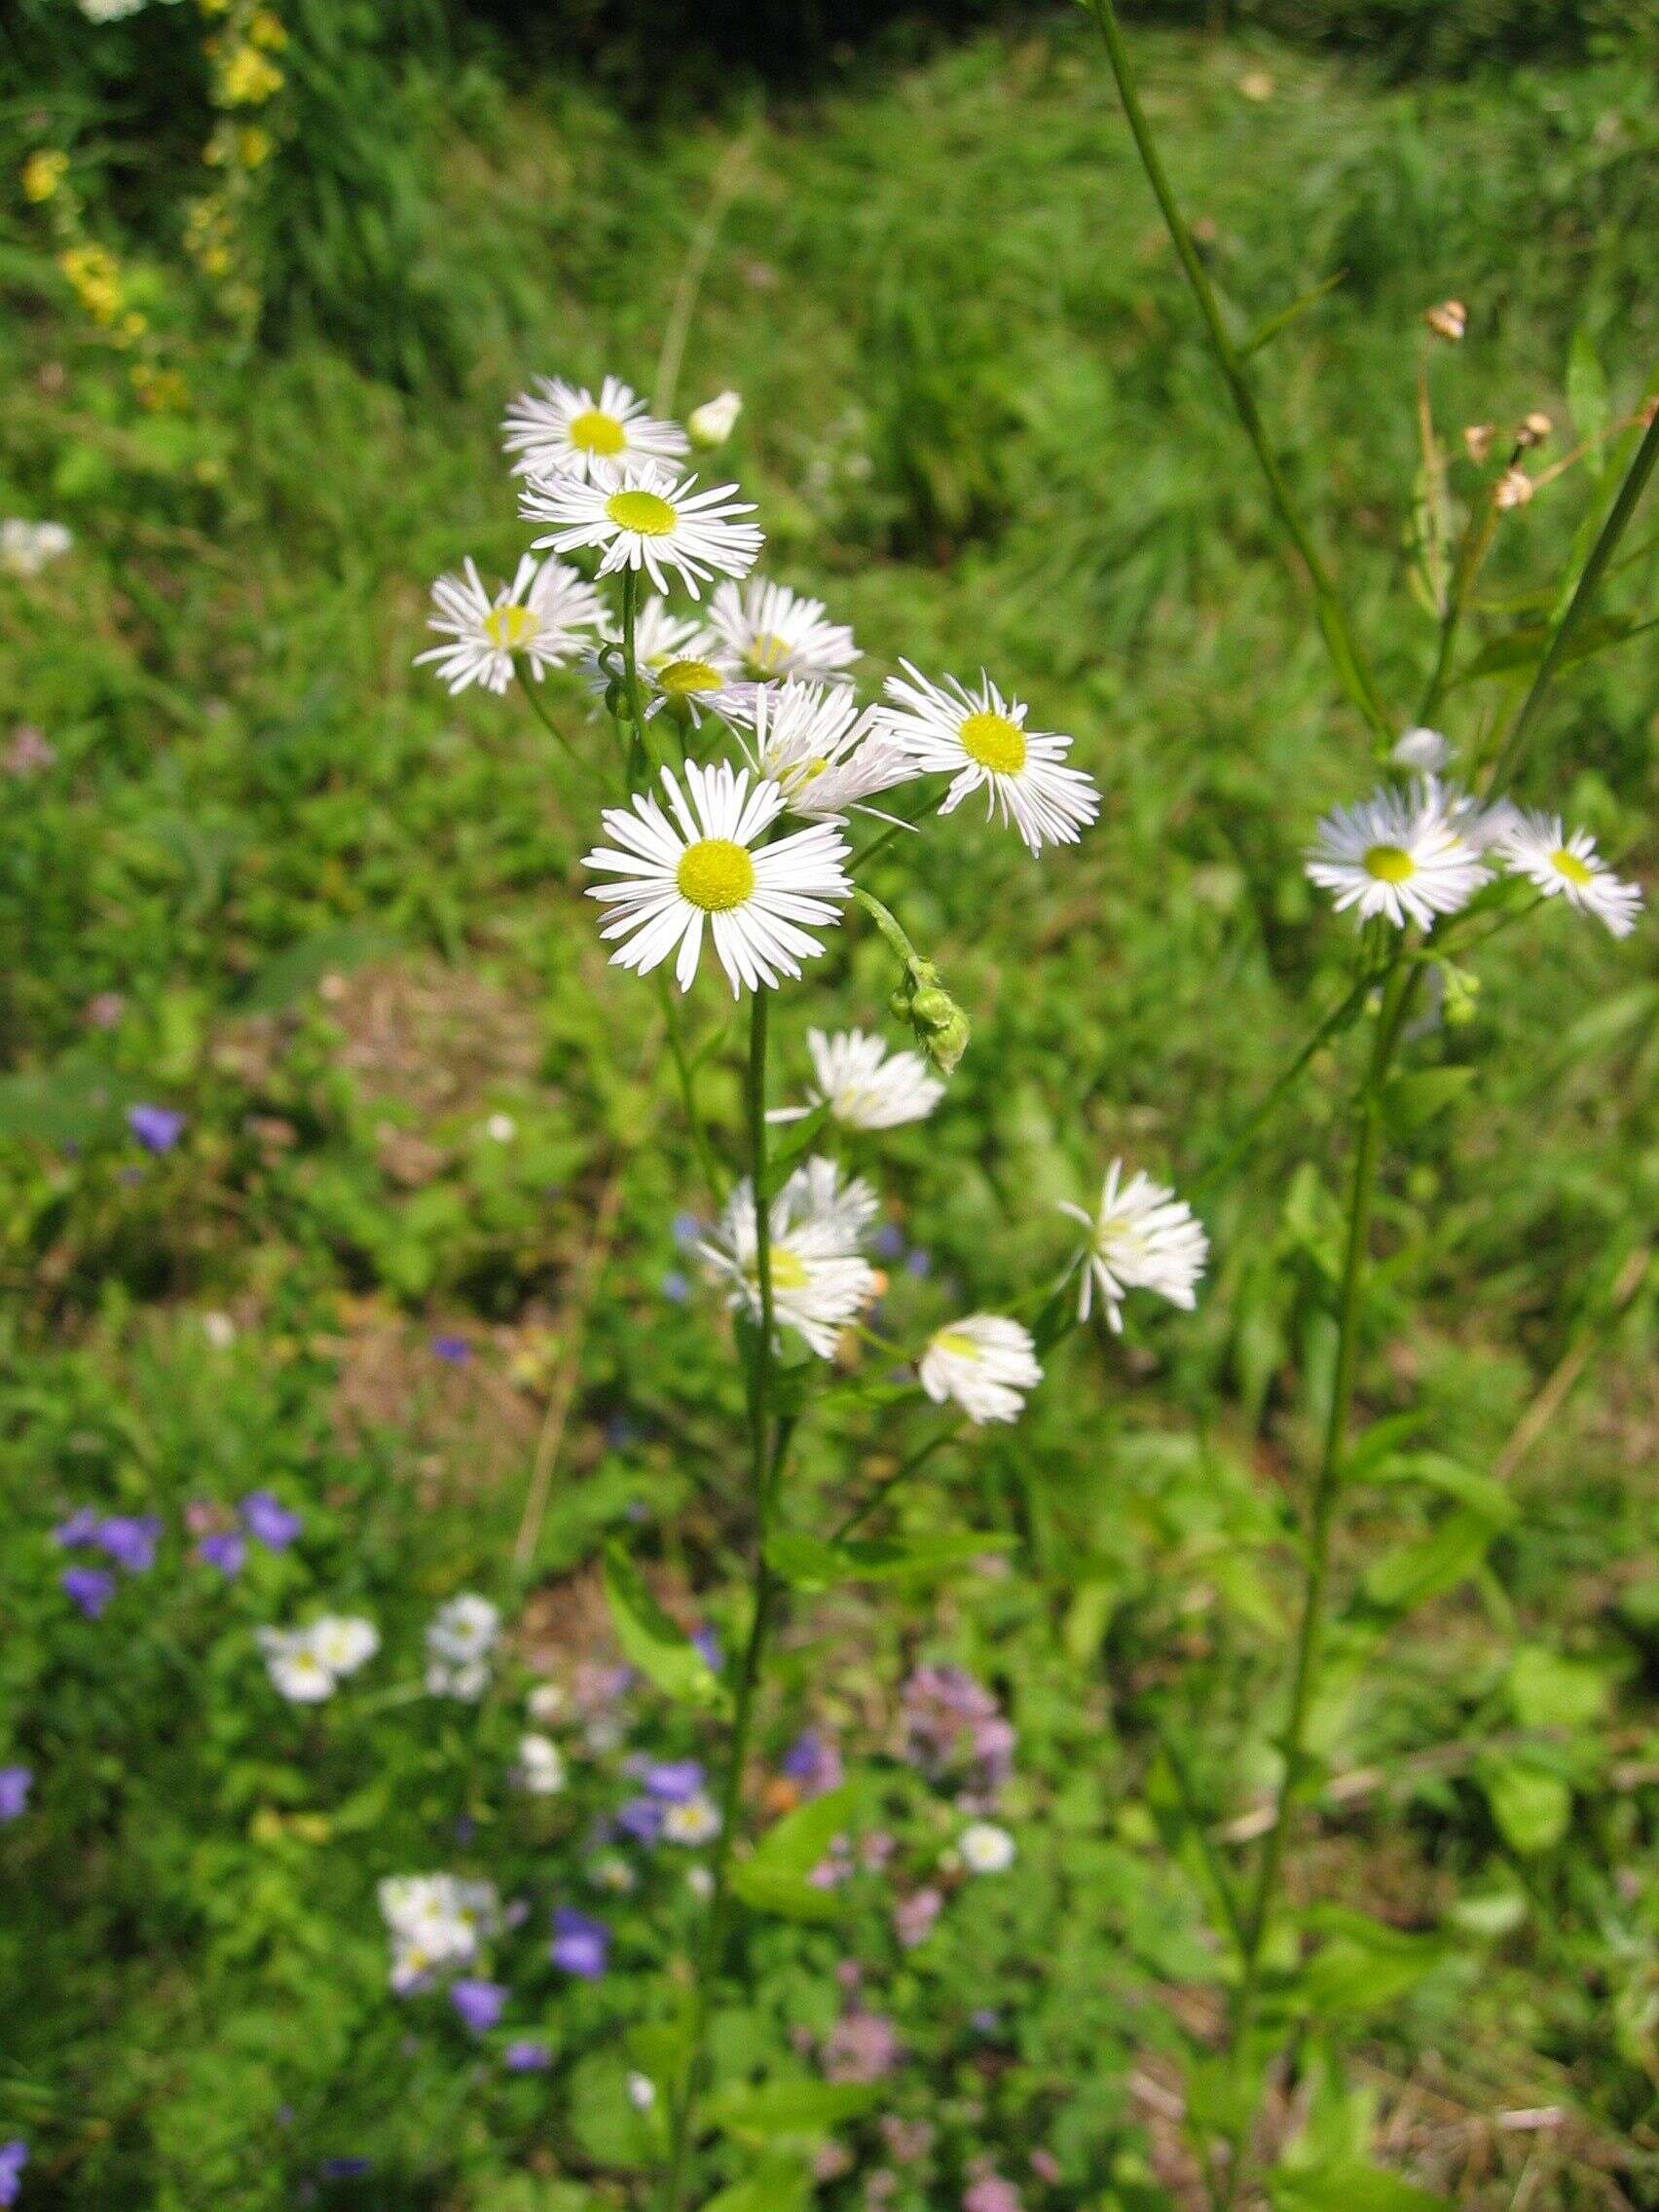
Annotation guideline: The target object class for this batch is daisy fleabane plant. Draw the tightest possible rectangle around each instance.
[1305,778,1491,930]
[771,1028,945,1130]
[1499,812,1643,938]
[580,761,852,995]
[502,374,688,483]
[522,461,763,600]
[919,1314,1043,1425]
[415,555,605,695]
[1057,1160,1209,1330]
[585,599,739,726]
[699,1158,879,1357]
[732,680,919,823]
[877,664,1101,854]
[707,577,860,685]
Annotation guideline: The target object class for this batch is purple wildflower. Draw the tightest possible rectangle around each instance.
[197,1530,246,1575]
[660,1271,690,1304]
[0,2142,26,2208]
[670,1210,703,1249]
[550,1906,608,1979]
[430,1334,471,1365]
[900,1664,1014,1797]
[54,1508,100,1548]
[872,1222,905,1260]
[502,2039,551,2072]
[319,2157,370,2180]
[964,2175,1022,2212]
[904,1247,933,1278]
[781,1729,843,1798]
[5,725,55,776]
[629,1757,705,1804]
[450,1978,507,2034]
[690,1627,722,1672]
[127,1103,185,1154]
[615,1797,664,1845]
[0,1768,32,1822]
[894,1886,943,1949]
[94,1515,161,1573]
[240,1492,302,1550]
[62,1565,115,1618]
[823,2009,903,2084]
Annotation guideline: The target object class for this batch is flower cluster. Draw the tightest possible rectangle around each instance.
[424,1592,501,1701]
[379,1873,501,1994]
[258,1616,379,1703]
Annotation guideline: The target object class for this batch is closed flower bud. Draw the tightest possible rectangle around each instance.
[1462,423,1496,463]
[1424,299,1466,342]
[1494,465,1533,510]
[1516,410,1552,450]
[687,390,743,449]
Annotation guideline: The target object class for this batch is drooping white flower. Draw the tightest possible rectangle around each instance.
[662,1793,721,1844]
[1499,812,1643,938]
[524,462,762,600]
[877,664,1100,854]
[1,519,73,577]
[414,555,604,694]
[706,577,859,685]
[1392,725,1452,774]
[502,374,687,484]
[515,1732,568,1796]
[687,390,743,449]
[1057,1160,1209,1330]
[1306,780,1491,930]
[918,1315,1042,1425]
[771,1028,944,1131]
[699,1158,878,1358]
[729,680,918,823]
[958,1820,1016,1873]
[582,762,852,996]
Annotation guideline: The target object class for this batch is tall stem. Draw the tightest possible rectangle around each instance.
[1218,950,1416,2204]
[1083,0,1393,747]
[621,567,651,784]
[660,988,782,2212]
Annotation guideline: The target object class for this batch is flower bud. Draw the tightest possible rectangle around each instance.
[687,390,742,450]
[1424,299,1466,342]
[1494,466,1533,511]
[1516,410,1552,450]
[1462,423,1495,463]
[1392,726,1451,774]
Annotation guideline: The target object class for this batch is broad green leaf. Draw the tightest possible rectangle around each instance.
[1478,1757,1572,1855]
[1341,1414,1426,1487]
[564,2052,664,2171]
[1454,610,1653,687]
[1295,1908,1446,2015]
[1363,1508,1495,1612]
[1507,1644,1609,1732]
[705,2078,881,2138]
[602,1544,723,1708]
[1382,1066,1474,1138]
[0,1057,147,1145]
[727,1779,866,1922]
[699,2153,812,2212]
[1270,2157,1450,2212]
[1370,1453,1515,1527]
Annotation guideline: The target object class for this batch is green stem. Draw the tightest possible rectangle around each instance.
[1487,399,1659,798]
[516,671,609,795]
[621,567,652,784]
[655,971,723,1202]
[1193,968,1375,1198]
[849,786,948,871]
[832,1420,961,1542]
[1218,949,1417,2206]
[660,989,780,2212]
[1083,0,1393,747]
[1418,479,1502,728]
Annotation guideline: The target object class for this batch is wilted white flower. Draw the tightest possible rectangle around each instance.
[414,555,604,695]
[524,462,762,600]
[1057,1161,1209,1331]
[584,597,740,725]
[877,664,1100,855]
[707,577,859,685]
[515,1732,568,1796]
[958,1820,1016,1873]
[687,390,743,449]
[1,519,73,577]
[1392,726,1452,775]
[700,1157,879,1358]
[732,680,918,823]
[582,762,852,996]
[1306,781,1491,930]
[1500,812,1642,938]
[771,1028,944,1131]
[662,1792,721,1844]
[502,373,687,483]
[918,1316,1042,1425]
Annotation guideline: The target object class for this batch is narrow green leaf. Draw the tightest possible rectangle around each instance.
[1362,1508,1495,1612]
[601,1544,723,1707]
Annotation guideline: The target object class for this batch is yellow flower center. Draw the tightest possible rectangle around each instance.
[745,632,793,676]
[569,408,626,457]
[1363,843,1417,884]
[606,489,676,536]
[1551,846,1594,887]
[676,837,756,912]
[762,1247,809,1292]
[483,604,540,651]
[658,657,724,697]
[958,711,1027,776]
[933,1330,980,1361]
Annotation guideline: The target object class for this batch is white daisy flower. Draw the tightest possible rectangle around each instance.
[1306,780,1491,930]
[527,1681,566,1724]
[414,555,604,695]
[730,680,919,823]
[584,598,740,726]
[877,664,1100,855]
[309,1615,381,1678]
[1057,1161,1209,1330]
[707,577,859,685]
[515,1732,568,1796]
[582,761,852,996]
[771,1027,944,1131]
[1500,812,1643,938]
[918,1315,1042,1425]
[524,462,762,600]
[959,1820,1016,1873]
[426,1593,501,1664]
[699,1160,879,1358]
[1391,725,1452,774]
[379,1873,499,1987]
[502,373,687,484]
[256,1626,338,1704]
[662,1793,721,1844]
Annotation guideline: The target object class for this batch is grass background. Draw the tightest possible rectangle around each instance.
[1,6,1656,2207]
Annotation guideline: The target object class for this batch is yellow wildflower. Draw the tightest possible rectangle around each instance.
[22,150,68,203]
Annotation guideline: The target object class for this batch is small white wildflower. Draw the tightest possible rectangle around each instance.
[1,520,73,577]
[485,1112,517,1143]
[700,1157,878,1359]
[627,2071,658,2110]
[426,1657,491,1702]
[1057,1161,1209,1331]
[685,1863,715,1899]
[309,1616,381,1677]
[1500,812,1642,938]
[958,1820,1016,1873]
[502,373,687,484]
[202,1309,237,1349]
[662,1792,721,1844]
[414,555,604,695]
[919,1315,1042,1425]
[731,680,919,823]
[877,664,1100,855]
[527,1680,566,1724]
[706,577,859,685]
[515,1732,568,1796]
[1306,781,1491,930]
[257,1626,337,1704]
[770,1028,944,1131]
[524,462,762,600]
[427,1593,501,1664]
[687,390,743,449]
